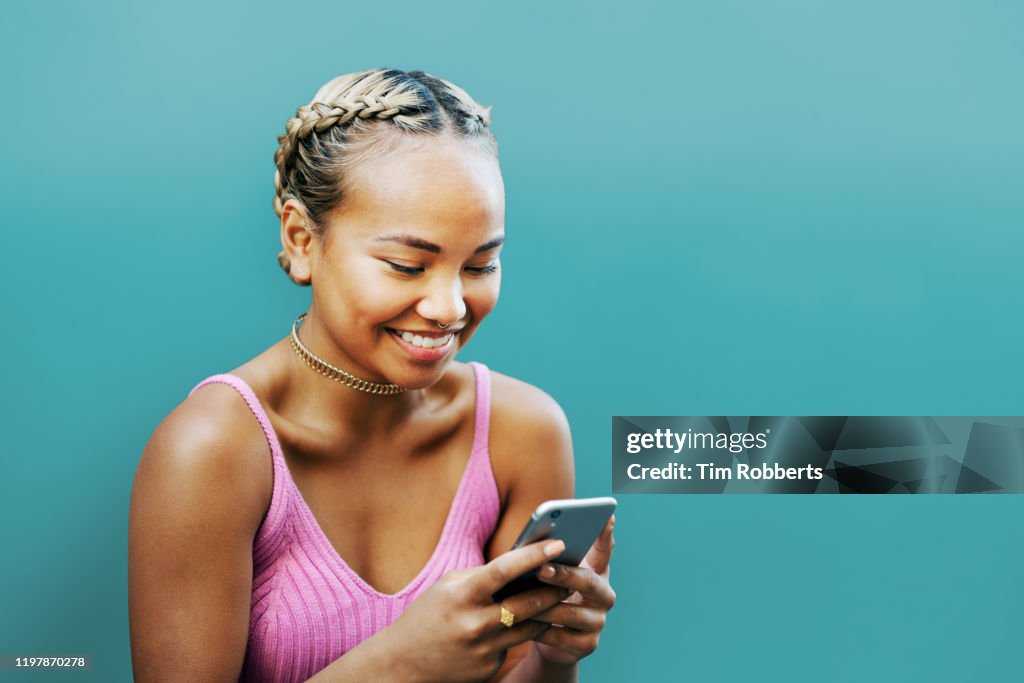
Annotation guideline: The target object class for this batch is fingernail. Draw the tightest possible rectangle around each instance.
[539,564,555,578]
[544,540,565,558]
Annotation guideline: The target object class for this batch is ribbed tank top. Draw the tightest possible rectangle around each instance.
[188,361,500,682]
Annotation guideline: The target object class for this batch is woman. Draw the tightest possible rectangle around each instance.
[128,68,615,682]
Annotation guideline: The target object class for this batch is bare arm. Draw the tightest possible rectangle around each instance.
[129,385,272,681]
[485,372,577,565]
[485,373,578,683]
[485,372,617,682]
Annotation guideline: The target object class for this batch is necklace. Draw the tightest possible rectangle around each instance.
[290,312,406,395]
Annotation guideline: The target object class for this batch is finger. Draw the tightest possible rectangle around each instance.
[534,623,599,660]
[492,618,551,650]
[530,602,606,632]
[473,539,566,600]
[497,585,571,627]
[535,563,615,608]
[582,515,615,576]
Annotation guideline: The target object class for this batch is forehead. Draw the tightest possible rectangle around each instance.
[332,136,505,243]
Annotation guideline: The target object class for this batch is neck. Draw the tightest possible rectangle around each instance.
[275,314,436,437]
[291,312,405,396]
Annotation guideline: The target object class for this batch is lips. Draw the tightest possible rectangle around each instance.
[386,327,458,361]
[389,329,454,348]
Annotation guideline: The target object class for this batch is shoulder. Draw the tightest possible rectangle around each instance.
[484,367,575,502]
[488,369,571,443]
[133,379,273,531]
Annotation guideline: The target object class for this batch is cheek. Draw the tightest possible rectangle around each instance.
[358,282,414,323]
[467,276,501,320]
[316,262,412,326]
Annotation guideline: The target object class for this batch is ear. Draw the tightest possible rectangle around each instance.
[280,199,314,285]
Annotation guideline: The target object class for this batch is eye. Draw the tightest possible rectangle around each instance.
[465,262,499,276]
[384,260,424,275]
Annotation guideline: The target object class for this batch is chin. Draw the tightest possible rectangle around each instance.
[378,330,465,389]
[394,360,454,390]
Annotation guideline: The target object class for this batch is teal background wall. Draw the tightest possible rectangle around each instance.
[2,0,1022,680]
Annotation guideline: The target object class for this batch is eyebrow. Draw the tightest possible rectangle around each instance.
[374,233,505,254]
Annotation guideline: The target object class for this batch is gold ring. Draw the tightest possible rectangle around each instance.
[499,603,515,628]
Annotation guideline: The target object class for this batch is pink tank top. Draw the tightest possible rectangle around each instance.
[188,361,500,682]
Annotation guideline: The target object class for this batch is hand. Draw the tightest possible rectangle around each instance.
[387,539,572,683]
[529,516,616,665]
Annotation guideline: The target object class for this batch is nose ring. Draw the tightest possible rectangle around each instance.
[436,321,449,329]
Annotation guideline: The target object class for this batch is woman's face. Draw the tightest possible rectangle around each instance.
[307,136,505,390]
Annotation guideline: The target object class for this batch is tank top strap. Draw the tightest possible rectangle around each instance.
[457,362,500,537]
[468,361,491,456]
[187,374,291,548]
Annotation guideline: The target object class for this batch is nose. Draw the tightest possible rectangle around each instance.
[416,272,467,327]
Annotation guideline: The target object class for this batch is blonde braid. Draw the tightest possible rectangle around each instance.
[273,71,435,219]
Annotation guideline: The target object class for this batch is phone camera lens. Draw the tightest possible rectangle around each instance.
[551,510,561,519]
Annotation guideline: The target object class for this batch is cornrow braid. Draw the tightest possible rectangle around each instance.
[272,68,497,285]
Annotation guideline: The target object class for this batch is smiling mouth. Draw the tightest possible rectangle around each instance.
[385,328,455,349]
[385,323,470,353]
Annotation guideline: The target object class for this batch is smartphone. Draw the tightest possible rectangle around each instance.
[492,496,617,602]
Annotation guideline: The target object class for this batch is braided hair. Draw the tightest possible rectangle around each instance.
[273,69,497,284]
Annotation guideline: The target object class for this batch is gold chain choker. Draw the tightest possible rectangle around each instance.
[290,313,406,395]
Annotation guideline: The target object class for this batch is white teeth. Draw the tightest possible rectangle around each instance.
[396,330,452,349]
